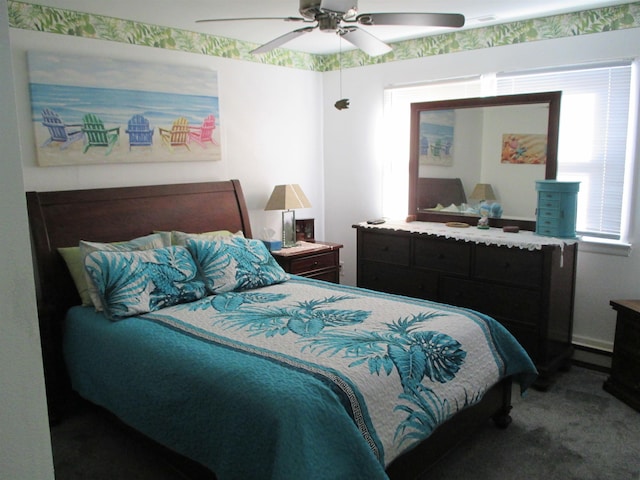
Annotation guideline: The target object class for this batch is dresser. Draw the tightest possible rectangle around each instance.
[354,221,578,389]
[603,300,640,411]
[271,241,343,283]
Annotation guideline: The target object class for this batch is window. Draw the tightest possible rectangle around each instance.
[383,61,637,243]
[496,62,635,241]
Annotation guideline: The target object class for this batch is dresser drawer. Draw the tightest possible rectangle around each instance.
[440,277,541,326]
[288,251,337,275]
[537,208,561,220]
[359,261,437,298]
[538,191,562,203]
[537,197,561,210]
[361,232,410,266]
[536,224,561,237]
[306,268,339,283]
[413,237,471,275]
[474,245,543,288]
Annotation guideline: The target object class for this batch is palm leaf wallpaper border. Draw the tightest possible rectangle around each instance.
[8,1,640,72]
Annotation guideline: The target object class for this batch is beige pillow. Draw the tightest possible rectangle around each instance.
[171,229,243,246]
[58,246,93,306]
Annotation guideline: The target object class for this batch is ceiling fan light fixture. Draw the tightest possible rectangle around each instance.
[318,15,341,32]
[300,0,357,19]
[197,0,464,56]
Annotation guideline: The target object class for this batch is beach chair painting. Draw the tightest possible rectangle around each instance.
[125,114,154,150]
[159,117,191,152]
[189,114,218,148]
[40,108,84,150]
[82,113,120,155]
[28,52,220,165]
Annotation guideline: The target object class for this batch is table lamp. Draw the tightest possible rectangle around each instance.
[264,184,311,247]
[469,183,496,204]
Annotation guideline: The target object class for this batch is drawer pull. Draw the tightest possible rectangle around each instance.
[503,262,511,269]
[312,261,319,266]
[381,246,389,252]
[438,253,445,260]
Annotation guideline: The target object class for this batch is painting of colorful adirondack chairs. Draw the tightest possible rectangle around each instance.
[189,114,218,148]
[125,114,154,151]
[27,51,220,166]
[82,113,120,155]
[40,108,84,150]
[159,117,191,152]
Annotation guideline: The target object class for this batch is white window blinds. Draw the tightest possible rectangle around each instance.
[496,63,634,239]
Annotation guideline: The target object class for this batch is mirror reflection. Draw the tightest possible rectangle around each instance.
[409,92,561,227]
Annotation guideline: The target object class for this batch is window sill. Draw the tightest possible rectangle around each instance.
[578,237,632,257]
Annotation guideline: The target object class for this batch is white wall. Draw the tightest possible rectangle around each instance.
[0,0,55,477]
[323,29,640,352]
[11,29,325,243]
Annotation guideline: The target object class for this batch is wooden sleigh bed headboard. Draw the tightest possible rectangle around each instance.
[26,179,252,421]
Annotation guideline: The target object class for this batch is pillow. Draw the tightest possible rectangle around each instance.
[80,233,168,311]
[84,245,206,321]
[171,229,242,246]
[186,236,289,294]
[58,246,93,306]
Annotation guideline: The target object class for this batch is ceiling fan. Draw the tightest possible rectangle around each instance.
[196,0,465,57]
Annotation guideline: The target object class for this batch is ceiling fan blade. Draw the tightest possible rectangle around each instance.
[251,26,316,54]
[356,12,465,28]
[340,27,392,57]
[196,16,309,24]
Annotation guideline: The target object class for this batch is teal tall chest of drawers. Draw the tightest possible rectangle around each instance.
[535,180,580,238]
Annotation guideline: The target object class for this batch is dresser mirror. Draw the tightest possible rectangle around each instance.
[408,92,561,229]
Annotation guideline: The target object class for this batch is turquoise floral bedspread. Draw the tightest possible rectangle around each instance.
[64,276,537,480]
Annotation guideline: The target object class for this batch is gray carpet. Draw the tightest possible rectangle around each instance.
[424,366,640,480]
[51,366,640,479]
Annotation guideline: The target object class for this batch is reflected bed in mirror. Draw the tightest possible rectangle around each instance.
[409,92,561,230]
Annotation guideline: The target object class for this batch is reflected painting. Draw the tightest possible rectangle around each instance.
[501,133,547,164]
[27,51,220,166]
[419,110,454,166]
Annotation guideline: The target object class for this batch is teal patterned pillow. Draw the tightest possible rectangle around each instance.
[80,233,169,311]
[186,237,289,294]
[84,245,206,321]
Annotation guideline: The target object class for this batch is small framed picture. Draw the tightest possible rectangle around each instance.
[296,218,315,242]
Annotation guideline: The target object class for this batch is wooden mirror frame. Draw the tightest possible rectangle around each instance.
[408,91,562,230]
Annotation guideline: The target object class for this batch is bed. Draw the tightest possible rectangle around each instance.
[26,179,537,480]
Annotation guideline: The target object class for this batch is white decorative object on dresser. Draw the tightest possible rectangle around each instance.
[353,221,578,389]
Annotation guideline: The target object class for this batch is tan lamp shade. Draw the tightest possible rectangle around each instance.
[468,183,496,202]
[264,184,312,211]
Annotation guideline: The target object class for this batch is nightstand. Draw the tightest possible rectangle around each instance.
[603,299,640,412]
[271,241,343,283]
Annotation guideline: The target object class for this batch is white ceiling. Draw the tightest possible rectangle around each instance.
[32,0,632,54]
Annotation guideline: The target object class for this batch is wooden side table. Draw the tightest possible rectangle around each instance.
[603,299,640,412]
[271,241,343,284]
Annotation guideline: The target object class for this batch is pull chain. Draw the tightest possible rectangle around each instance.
[335,33,350,110]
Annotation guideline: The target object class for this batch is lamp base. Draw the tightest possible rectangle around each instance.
[281,210,297,248]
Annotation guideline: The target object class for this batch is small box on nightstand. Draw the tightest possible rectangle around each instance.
[261,240,282,252]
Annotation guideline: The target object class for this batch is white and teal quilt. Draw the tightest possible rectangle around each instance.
[64,276,537,480]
